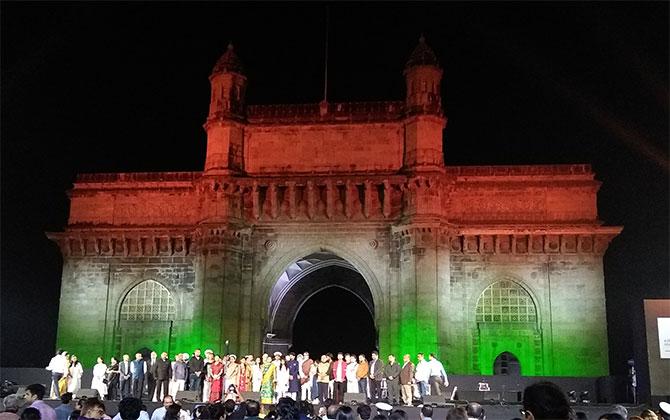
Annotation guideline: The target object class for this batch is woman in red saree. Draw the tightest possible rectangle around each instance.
[208,355,224,402]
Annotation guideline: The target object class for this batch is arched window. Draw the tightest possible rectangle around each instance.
[120,280,175,321]
[476,280,537,323]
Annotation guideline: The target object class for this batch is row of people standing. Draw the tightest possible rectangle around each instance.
[310,351,447,406]
[89,351,205,401]
[48,348,448,407]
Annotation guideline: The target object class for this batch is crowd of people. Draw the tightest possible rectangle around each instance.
[45,350,449,407]
[1,381,669,420]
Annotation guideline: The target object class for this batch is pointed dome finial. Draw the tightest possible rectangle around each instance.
[405,34,439,69]
[212,41,244,75]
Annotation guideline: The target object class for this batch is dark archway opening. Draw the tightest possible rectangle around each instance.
[291,286,376,357]
[493,351,521,375]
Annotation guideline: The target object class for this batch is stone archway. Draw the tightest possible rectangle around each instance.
[263,252,378,354]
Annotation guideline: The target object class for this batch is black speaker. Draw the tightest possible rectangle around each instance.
[240,391,261,401]
[344,392,367,404]
[422,395,446,406]
[457,390,482,402]
[77,389,100,399]
[175,391,199,402]
[481,391,500,401]
[502,390,521,403]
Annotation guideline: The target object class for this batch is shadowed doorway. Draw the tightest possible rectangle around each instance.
[267,252,378,355]
[291,286,376,356]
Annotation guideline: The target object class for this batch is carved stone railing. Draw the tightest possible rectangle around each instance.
[76,171,201,184]
[445,164,593,178]
[247,101,404,124]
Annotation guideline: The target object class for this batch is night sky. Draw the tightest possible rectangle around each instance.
[1,2,668,380]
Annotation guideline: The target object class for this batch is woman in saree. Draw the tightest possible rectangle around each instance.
[208,354,224,402]
[259,354,276,406]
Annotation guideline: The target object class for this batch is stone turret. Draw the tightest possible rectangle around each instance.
[204,43,247,173]
[402,35,446,172]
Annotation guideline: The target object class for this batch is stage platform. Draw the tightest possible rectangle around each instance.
[0,367,632,403]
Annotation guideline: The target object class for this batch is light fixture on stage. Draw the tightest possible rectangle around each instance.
[568,391,577,404]
[579,391,590,404]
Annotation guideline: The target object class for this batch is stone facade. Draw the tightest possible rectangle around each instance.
[48,38,621,376]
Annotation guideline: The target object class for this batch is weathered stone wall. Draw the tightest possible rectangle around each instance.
[445,248,609,377]
[67,173,199,226]
[244,123,404,174]
[56,256,198,366]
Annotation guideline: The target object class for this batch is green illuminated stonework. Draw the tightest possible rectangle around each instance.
[48,39,620,376]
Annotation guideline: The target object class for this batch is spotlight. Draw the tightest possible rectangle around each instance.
[568,391,577,404]
[579,391,590,404]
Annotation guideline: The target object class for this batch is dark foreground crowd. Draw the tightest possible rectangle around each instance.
[1,382,669,420]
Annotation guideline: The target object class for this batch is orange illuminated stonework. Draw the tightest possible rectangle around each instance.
[49,37,621,376]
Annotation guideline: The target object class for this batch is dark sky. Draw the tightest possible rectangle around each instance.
[1,2,668,378]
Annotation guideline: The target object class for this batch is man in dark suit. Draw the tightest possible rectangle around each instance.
[146,351,158,401]
[384,354,401,405]
[154,352,172,401]
[368,351,384,402]
[187,349,204,396]
[119,354,132,398]
[399,354,415,406]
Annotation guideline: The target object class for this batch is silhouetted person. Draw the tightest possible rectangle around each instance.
[21,408,41,420]
[357,405,372,420]
[521,382,573,420]
[445,407,468,420]
[465,402,485,420]
[598,415,625,420]
[1,395,21,420]
[55,393,74,420]
[118,397,143,420]
[419,406,432,420]
[245,400,261,420]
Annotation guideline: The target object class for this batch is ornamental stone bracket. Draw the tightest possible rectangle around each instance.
[387,224,621,255]
[47,232,195,257]
[449,232,620,255]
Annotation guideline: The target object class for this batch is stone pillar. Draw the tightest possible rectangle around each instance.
[392,225,440,358]
[382,180,392,218]
[252,183,260,220]
[199,243,226,350]
[306,181,316,220]
[325,180,335,219]
[287,182,296,220]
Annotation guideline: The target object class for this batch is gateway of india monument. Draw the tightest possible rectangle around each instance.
[48,37,621,377]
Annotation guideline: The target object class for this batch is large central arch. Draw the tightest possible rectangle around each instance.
[260,246,383,353]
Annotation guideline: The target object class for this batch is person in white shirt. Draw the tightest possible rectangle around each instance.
[150,395,189,420]
[46,350,68,398]
[91,357,108,400]
[67,355,84,394]
[345,354,359,394]
[427,353,448,396]
[414,353,431,398]
[252,357,263,393]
